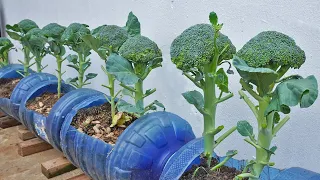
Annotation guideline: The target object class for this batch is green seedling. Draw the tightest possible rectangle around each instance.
[42,23,66,98]
[6,19,39,76]
[0,37,14,67]
[233,31,318,180]
[170,12,237,166]
[62,23,97,88]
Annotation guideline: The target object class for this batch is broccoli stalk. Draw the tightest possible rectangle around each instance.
[42,23,67,98]
[6,19,39,76]
[233,31,318,179]
[170,12,237,166]
[0,37,14,67]
[82,24,129,126]
[62,23,97,88]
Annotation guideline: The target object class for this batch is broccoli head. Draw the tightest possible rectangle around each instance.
[236,31,305,69]
[118,35,162,64]
[170,24,236,72]
[42,23,66,39]
[92,25,129,52]
[23,28,46,57]
[17,19,39,34]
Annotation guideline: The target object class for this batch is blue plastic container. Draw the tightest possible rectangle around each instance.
[18,73,74,141]
[0,64,34,120]
[44,88,195,180]
[160,137,320,180]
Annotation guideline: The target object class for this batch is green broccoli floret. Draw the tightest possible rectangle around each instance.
[17,19,39,34]
[42,23,66,39]
[170,23,236,72]
[92,25,128,52]
[236,31,305,69]
[24,28,46,52]
[119,35,162,63]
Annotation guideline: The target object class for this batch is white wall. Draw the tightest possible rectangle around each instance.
[2,0,320,173]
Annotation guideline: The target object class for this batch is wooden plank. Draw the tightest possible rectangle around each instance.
[41,157,77,178]
[17,125,36,141]
[0,116,21,128]
[0,111,5,117]
[67,173,91,180]
[18,138,52,156]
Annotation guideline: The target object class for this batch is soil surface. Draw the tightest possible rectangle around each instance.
[180,157,244,180]
[71,103,136,145]
[0,78,21,98]
[26,92,63,116]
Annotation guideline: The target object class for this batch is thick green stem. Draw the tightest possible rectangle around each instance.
[135,79,144,107]
[35,57,42,72]
[77,53,85,88]
[23,48,31,76]
[107,73,116,122]
[56,56,63,98]
[203,64,217,161]
[250,99,273,180]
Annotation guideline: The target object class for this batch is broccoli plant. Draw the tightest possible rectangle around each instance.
[62,23,97,88]
[0,37,14,67]
[233,31,318,180]
[170,12,237,167]
[105,12,165,124]
[21,28,48,72]
[82,21,129,127]
[6,19,38,76]
[42,23,66,98]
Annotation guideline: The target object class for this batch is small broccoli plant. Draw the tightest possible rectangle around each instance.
[233,31,318,180]
[82,21,129,127]
[6,19,39,76]
[105,12,165,124]
[170,12,237,167]
[21,28,48,72]
[62,23,97,88]
[0,37,14,67]
[42,23,66,98]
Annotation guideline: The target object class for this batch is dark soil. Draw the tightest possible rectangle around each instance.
[71,103,136,145]
[26,92,63,116]
[180,157,244,180]
[0,78,21,98]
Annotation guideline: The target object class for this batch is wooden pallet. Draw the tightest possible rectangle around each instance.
[0,116,21,128]
[17,125,36,140]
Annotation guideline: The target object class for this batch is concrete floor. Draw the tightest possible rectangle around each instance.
[0,125,84,180]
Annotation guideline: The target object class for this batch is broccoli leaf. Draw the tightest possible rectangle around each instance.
[126,12,141,37]
[117,100,144,114]
[153,100,165,110]
[6,31,21,40]
[237,120,253,137]
[265,75,318,115]
[182,90,204,112]
[215,68,229,93]
[67,54,78,64]
[106,53,139,85]
[233,56,278,95]
[85,73,98,80]
[209,11,218,26]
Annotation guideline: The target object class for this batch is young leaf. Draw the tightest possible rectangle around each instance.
[66,54,78,64]
[69,77,78,83]
[85,73,98,80]
[265,75,318,115]
[233,56,278,95]
[209,11,218,26]
[117,100,144,114]
[153,100,165,110]
[106,53,139,85]
[126,12,141,37]
[6,31,21,40]
[182,90,204,111]
[215,68,229,93]
[82,34,101,51]
[237,121,253,137]
[226,150,238,157]
[67,64,79,71]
